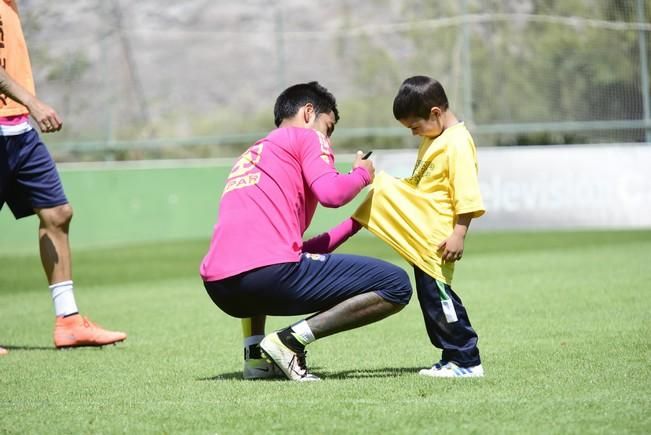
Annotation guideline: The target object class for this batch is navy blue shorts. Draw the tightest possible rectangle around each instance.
[0,130,68,219]
[204,253,412,318]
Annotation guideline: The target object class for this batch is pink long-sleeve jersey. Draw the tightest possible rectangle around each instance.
[200,127,370,282]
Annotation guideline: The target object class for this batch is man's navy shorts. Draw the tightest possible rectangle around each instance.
[204,253,413,318]
[0,130,68,219]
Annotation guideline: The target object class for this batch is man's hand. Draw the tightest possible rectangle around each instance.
[27,97,62,133]
[0,67,62,133]
[353,150,375,181]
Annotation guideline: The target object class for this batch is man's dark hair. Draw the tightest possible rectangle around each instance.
[273,81,340,127]
[392,76,449,120]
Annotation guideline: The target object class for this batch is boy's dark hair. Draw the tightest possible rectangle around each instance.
[392,76,449,120]
[273,81,340,127]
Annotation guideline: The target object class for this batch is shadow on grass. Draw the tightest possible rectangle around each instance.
[198,366,422,381]
[322,366,423,379]
[1,344,127,352]
[1,345,55,351]
[198,372,279,381]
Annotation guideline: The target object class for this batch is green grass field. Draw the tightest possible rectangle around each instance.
[1,230,650,434]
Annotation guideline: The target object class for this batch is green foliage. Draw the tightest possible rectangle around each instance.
[1,231,650,433]
[22,0,651,156]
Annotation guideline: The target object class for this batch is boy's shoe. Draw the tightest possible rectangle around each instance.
[417,359,448,376]
[243,357,285,380]
[419,361,484,378]
[0,346,7,356]
[54,314,127,349]
[259,332,320,382]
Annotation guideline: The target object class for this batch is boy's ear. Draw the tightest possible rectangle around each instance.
[430,106,442,119]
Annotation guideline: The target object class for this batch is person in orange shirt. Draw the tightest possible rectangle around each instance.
[0,0,126,355]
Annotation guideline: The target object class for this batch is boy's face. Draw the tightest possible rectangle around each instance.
[399,107,444,139]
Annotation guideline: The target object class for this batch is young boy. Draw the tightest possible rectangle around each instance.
[353,76,485,377]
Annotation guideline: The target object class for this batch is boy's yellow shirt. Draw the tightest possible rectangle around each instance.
[353,122,485,284]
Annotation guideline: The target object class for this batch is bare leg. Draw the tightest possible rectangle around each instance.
[36,204,73,285]
[306,292,405,340]
[34,204,127,347]
[260,293,405,380]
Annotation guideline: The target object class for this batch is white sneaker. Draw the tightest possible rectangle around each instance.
[243,358,284,380]
[260,332,320,382]
[417,359,447,376]
[419,361,484,378]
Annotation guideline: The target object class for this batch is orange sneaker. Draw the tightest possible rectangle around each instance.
[54,314,127,349]
[0,346,7,356]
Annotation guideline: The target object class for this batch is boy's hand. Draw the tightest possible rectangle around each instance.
[437,233,465,262]
[353,150,375,181]
[439,213,473,262]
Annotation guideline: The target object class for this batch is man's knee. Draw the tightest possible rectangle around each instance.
[395,268,413,304]
[380,267,413,306]
[37,203,73,229]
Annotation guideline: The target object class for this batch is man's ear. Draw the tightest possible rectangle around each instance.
[303,103,315,123]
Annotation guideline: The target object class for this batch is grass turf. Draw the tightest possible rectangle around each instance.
[1,230,650,434]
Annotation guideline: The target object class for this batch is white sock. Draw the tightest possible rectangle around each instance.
[290,320,316,345]
[49,281,78,317]
[243,334,264,348]
[243,335,265,360]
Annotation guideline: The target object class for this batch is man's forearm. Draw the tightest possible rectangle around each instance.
[0,67,34,109]
[302,218,362,254]
[310,167,371,208]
